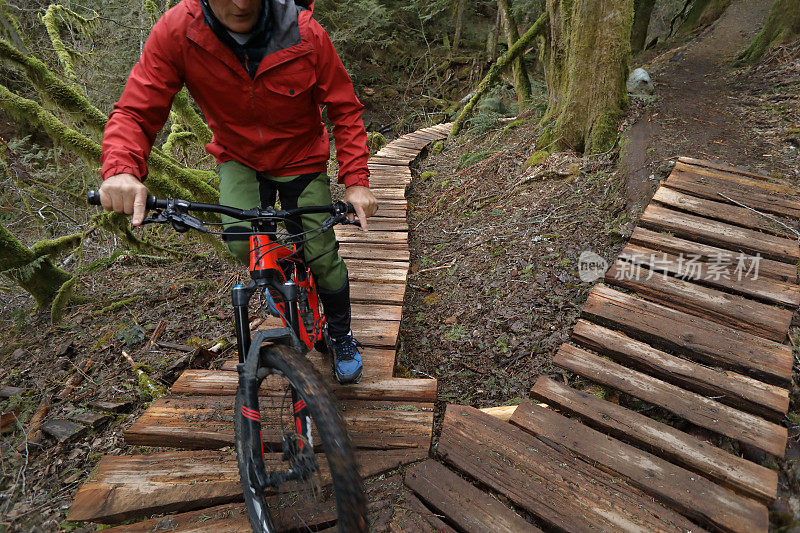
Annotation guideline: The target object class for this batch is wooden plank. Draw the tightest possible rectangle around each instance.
[171,370,438,402]
[125,396,433,451]
[619,243,800,307]
[605,259,792,342]
[341,218,408,232]
[368,157,414,166]
[437,405,703,533]
[640,204,798,263]
[571,320,790,421]
[653,186,793,237]
[334,227,408,244]
[630,227,797,283]
[666,168,800,219]
[676,159,796,192]
[345,260,409,284]
[405,460,537,533]
[338,243,410,262]
[553,344,788,457]
[101,503,251,532]
[221,343,395,380]
[350,281,405,305]
[67,447,427,523]
[582,284,794,385]
[510,400,769,533]
[531,376,778,503]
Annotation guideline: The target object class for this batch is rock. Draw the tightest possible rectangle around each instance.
[68,411,111,428]
[0,386,24,398]
[40,419,88,443]
[627,68,654,95]
[88,400,133,413]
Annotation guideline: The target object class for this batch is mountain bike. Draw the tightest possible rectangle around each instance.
[87,191,368,532]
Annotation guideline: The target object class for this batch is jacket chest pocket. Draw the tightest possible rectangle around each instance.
[260,68,316,123]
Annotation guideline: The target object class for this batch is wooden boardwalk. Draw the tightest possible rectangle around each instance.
[398,157,797,533]
[68,143,796,531]
[66,124,452,530]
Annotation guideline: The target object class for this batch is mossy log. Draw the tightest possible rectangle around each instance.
[740,0,800,63]
[450,12,548,137]
[172,88,213,147]
[498,0,532,107]
[539,0,634,154]
[0,222,72,308]
[0,0,29,53]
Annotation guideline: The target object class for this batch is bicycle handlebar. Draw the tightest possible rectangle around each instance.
[86,190,356,220]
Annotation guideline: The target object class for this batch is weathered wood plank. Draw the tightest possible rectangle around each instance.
[172,370,437,402]
[653,185,793,237]
[676,159,797,192]
[338,243,410,262]
[510,400,769,533]
[437,405,703,533]
[619,243,800,307]
[345,261,409,284]
[350,281,405,305]
[101,503,251,532]
[571,320,789,421]
[334,228,408,244]
[553,344,788,457]
[630,227,797,283]
[640,204,798,263]
[582,285,793,386]
[67,447,427,523]
[531,376,778,503]
[405,460,537,533]
[666,168,800,219]
[605,259,792,342]
[124,396,433,451]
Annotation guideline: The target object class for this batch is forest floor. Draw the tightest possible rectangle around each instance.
[1,0,800,530]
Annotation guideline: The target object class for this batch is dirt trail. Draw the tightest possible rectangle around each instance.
[622,0,773,209]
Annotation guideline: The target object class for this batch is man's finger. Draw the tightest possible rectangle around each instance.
[355,204,368,232]
[132,189,148,226]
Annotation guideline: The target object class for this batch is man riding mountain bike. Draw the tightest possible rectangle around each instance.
[97,0,377,384]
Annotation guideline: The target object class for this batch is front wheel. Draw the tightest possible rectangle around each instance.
[234,344,367,532]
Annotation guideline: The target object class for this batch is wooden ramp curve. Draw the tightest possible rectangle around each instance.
[395,157,796,533]
[67,123,452,529]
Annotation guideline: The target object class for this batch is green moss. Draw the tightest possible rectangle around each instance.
[588,109,622,154]
[524,149,550,169]
[172,89,213,146]
[42,5,97,82]
[431,140,445,155]
[31,233,81,258]
[50,275,76,324]
[419,171,438,180]
[366,132,387,154]
[90,295,141,317]
[741,0,800,63]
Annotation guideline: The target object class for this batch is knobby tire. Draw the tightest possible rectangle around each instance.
[235,344,367,532]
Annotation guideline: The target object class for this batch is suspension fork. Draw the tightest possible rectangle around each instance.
[232,282,258,364]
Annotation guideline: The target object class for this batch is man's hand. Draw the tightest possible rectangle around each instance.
[343,185,378,232]
[99,173,150,226]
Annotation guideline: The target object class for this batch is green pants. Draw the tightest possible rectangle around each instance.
[218,161,348,291]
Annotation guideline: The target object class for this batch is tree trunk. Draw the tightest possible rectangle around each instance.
[540,0,634,154]
[452,0,467,54]
[631,0,656,54]
[741,0,800,62]
[497,0,532,107]
[487,9,500,62]
[0,223,72,308]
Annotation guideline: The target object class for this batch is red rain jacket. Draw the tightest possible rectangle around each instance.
[101,0,369,188]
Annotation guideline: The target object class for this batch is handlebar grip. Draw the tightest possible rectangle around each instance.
[344,202,356,214]
[87,190,158,209]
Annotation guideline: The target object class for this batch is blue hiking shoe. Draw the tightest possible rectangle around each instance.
[329,331,363,384]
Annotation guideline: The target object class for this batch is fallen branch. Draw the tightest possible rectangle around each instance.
[122,351,166,400]
[56,358,93,400]
[15,396,50,453]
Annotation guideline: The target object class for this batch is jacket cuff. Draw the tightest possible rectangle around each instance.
[341,171,369,189]
[102,165,146,181]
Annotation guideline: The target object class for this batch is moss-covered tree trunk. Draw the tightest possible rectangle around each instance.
[675,0,732,34]
[631,0,656,53]
[741,0,800,62]
[540,0,634,154]
[0,223,72,308]
[498,0,532,107]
